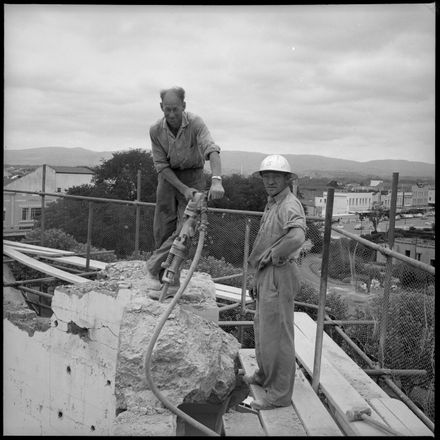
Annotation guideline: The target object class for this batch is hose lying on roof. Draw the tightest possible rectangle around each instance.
[143,198,220,437]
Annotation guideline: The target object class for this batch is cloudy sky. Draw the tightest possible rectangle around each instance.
[4,4,435,163]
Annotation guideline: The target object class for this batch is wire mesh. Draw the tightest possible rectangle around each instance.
[328,229,435,422]
[9,192,435,423]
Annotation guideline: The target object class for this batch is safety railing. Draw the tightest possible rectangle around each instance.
[3,171,435,431]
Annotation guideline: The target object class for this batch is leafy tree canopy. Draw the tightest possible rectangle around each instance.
[91,148,157,201]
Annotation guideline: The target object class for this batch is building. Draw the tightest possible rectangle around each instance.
[369,180,384,190]
[427,189,435,206]
[411,183,430,208]
[377,237,435,267]
[315,191,374,217]
[381,191,413,210]
[3,165,94,231]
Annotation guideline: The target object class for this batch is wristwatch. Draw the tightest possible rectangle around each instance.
[212,176,222,181]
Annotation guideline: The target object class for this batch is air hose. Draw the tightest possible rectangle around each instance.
[143,201,220,437]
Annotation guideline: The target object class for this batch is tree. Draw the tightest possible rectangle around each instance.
[209,173,266,212]
[92,148,158,202]
[38,150,158,258]
[359,202,388,233]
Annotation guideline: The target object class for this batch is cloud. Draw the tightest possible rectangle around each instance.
[4,4,435,163]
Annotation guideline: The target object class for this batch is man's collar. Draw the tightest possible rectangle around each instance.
[267,186,291,204]
[161,111,189,130]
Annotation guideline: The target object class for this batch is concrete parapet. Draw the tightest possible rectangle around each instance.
[3,260,240,435]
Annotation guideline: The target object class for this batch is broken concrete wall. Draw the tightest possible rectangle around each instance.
[3,261,241,436]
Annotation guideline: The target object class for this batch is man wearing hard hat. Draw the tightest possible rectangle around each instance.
[244,154,306,410]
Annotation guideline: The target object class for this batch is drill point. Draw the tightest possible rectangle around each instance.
[159,283,170,302]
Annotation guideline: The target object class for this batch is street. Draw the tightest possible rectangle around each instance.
[298,253,373,316]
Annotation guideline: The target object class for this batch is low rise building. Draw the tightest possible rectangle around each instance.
[3,165,94,231]
[411,183,430,208]
[315,191,374,217]
[376,237,435,267]
[427,189,435,206]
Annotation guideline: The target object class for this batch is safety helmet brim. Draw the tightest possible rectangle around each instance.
[252,170,298,180]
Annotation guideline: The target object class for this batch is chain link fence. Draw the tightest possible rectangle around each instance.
[5,190,435,423]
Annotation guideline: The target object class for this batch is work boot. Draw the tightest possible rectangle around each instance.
[148,284,180,301]
[144,266,162,291]
[243,370,264,386]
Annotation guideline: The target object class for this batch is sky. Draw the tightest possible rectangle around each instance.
[3,4,436,164]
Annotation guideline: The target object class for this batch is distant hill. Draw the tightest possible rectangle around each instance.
[4,147,115,167]
[219,151,435,179]
[3,147,435,179]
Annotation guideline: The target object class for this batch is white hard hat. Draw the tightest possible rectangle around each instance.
[259,154,296,176]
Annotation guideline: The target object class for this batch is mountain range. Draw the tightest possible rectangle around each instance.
[3,147,435,179]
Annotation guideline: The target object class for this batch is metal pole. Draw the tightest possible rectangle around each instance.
[86,201,94,271]
[326,312,434,432]
[323,320,377,326]
[212,273,242,282]
[241,218,251,314]
[363,369,427,377]
[379,172,398,367]
[217,302,242,312]
[40,164,46,246]
[312,186,335,392]
[134,170,141,257]
[218,321,254,327]
[239,218,251,345]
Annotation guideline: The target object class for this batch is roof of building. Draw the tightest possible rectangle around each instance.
[49,166,95,174]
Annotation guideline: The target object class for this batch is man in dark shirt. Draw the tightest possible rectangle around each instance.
[146,86,225,299]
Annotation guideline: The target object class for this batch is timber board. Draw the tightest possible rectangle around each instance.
[295,312,433,436]
[239,349,306,436]
[3,246,71,257]
[214,283,253,303]
[3,246,89,284]
[294,311,389,401]
[222,411,266,436]
[292,368,343,436]
[44,255,107,271]
[3,240,76,255]
[369,397,433,436]
[293,329,388,436]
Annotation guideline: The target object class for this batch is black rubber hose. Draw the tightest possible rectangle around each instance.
[143,224,220,437]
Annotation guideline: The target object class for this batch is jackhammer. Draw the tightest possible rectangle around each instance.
[159,191,207,302]
[144,190,220,436]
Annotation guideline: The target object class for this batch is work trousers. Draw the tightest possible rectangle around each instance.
[253,261,300,406]
[146,168,205,281]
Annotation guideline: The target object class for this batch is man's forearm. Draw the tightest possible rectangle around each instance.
[272,228,305,258]
[160,167,190,195]
[209,151,222,176]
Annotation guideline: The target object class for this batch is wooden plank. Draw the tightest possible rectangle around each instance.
[294,312,433,436]
[3,246,70,257]
[222,411,266,436]
[3,246,89,284]
[214,283,245,295]
[216,291,253,304]
[239,349,306,436]
[293,328,388,436]
[44,255,107,271]
[294,312,389,401]
[3,240,75,255]
[215,283,253,303]
[369,398,433,437]
[292,368,343,436]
